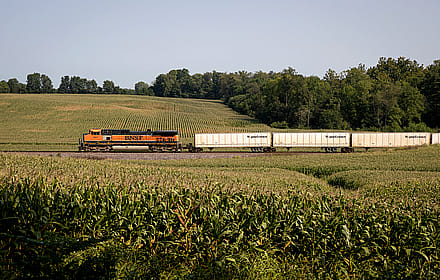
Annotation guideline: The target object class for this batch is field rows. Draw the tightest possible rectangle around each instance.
[1,145,440,278]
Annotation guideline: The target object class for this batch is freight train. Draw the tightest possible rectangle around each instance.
[79,129,440,153]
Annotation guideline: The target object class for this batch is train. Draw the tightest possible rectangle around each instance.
[79,129,440,153]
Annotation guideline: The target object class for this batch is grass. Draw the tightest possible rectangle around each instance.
[1,145,439,279]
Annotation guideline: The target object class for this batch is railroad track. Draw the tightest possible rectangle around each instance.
[2,151,320,160]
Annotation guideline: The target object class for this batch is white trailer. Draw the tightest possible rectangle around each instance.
[432,133,440,145]
[272,132,351,152]
[351,132,430,148]
[195,132,272,152]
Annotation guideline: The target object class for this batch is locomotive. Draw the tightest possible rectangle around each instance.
[79,129,181,152]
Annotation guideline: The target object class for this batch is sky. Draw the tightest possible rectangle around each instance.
[1,0,439,89]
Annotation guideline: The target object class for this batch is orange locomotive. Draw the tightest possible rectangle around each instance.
[79,129,182,152]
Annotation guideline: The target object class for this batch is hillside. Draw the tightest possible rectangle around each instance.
[0,94,273,151]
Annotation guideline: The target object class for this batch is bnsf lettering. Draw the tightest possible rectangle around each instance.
[125,136,142,141]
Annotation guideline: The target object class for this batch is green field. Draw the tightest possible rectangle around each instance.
[1,145,440,279]
[0,94,273,151]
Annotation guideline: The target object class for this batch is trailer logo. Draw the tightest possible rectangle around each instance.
[325,135,346,138]
[405,135,426,139]
[247,135,268,139]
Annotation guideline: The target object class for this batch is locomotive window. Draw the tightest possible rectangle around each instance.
[91,131,100,135]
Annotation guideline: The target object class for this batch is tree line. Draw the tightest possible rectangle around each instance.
[144,58,439,130]
[0,74,134,95]
[1,57,439,129]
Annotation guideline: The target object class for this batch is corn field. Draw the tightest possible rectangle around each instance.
[0,94,273,150]
[1,145,440,279]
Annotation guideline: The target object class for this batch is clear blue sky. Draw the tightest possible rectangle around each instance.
[1,0,439,88]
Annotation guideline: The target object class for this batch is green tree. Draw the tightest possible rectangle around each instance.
[261,78,284,125]
[41,74,53,93]
[398,81,424,127]
[152,74,170,97]
[0,80,10,93]
[86,80,98,94]
[166,70,181,97]
[7,78,20,93]
[245,82,263,117]
[302,76,322,128]
[26,73,41,93]
[276,69,308,128]
[200,72,214,98]
[340,66,373,129]
[421,60,440,128]
[372,78,402,129]
[70,76,87,93]
[368,57,424,87]
[189,74,203,98]
[135,81,149,95]
[210,71,222,99]
[227,82,265,118]
[103,80,115,94]
[228,94,250,115]
[176,69,193,97]
[318,69,348,129]
[218,73,242,101]
[18,83,26,93]
[278,67,298,108]
[58,76,70,93]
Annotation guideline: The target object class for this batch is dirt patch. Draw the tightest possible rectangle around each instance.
[53,105,92,111]
[112,105,144,113]
[23,129,50,133]
[22,113,49,120]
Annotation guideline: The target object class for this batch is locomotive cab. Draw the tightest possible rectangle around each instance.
[79,129,104,151]
[85,129,103,141]
[90,129,101,135]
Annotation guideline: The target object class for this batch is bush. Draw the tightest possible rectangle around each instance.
[270,121,289,129]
